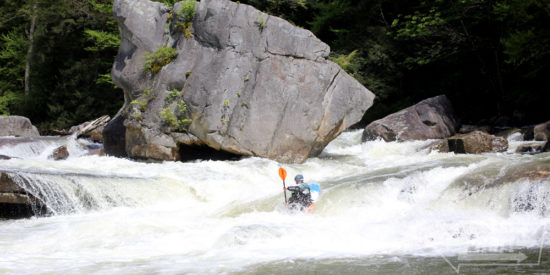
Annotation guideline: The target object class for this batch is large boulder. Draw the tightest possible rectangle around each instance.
[534,121,550,141]
[435,130,508,154]
[362,95,459,142]
[105,0,374,163]
[0,116,39,137]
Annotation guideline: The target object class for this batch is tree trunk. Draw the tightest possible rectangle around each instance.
[24,1,38,96]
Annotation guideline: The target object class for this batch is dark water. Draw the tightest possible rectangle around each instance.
[242,248,550,275]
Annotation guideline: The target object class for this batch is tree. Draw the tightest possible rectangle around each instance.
[0,0,123,129]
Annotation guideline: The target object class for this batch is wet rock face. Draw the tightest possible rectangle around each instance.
[534,121,550,141]
[435,130,508,154]
[0,116,39,137]
[515,142,547,153]
[105,0,374,163]
[0,172,46,219]
[362,95,459,142]
[50,146,69,160]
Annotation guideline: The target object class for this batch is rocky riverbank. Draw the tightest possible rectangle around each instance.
[362,95,549,155]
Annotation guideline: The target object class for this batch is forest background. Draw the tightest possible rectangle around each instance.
[1,0,548,131]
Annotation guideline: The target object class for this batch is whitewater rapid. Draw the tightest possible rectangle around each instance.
[0,130,549,274]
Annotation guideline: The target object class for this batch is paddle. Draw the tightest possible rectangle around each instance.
[278,167,288,204]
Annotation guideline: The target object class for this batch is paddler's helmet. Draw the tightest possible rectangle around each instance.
[294,174,304,182]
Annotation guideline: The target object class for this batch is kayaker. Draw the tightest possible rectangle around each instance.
[286,174,312,210]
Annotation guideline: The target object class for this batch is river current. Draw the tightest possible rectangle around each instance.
[0,130,549,274]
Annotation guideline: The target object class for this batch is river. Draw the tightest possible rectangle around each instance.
[0,130,549,274]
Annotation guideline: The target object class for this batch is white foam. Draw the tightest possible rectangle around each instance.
[0,131,549,274]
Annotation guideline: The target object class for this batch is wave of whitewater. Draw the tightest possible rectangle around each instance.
[0,130,549,274]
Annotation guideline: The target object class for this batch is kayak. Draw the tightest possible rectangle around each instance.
[305,183,320,212]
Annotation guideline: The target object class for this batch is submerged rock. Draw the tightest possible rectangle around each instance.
[435,130,508,154]
[534,121,550,141]
[50,146,69,160]
[362,95,459,142]
[0,116,40,137]
[104,0,374,163]
[515,142,546,153]
[0,172,46,219]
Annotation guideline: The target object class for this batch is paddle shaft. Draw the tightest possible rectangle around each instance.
[283,180,287,204]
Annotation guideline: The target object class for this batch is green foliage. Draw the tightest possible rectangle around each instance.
[0,91,22,115]
[130,88,155,113]
[175,21,193,38]
[84,30,120,51]
[256,14,266,30]
[131,99,148,112]
[0,28,26,115]
[179,0,197,24]
[0,0,548,131]
[160,106,177,127]
[331,50,359,75]
[143,47,178,75]
[241,0,307,23]
[167,88,181,101]
[224,99,230,107]
[173,0,196,38]
[0,0,124,130]
[160,103,191,132]
[160,88,191,131]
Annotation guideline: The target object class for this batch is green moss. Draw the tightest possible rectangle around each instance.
[143,47,178,75]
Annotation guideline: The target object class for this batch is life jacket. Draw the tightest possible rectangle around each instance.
[287,183,312,210]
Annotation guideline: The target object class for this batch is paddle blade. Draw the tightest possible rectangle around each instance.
[278,167,287,181]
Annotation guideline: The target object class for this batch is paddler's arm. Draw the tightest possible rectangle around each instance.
[286,186,300,192]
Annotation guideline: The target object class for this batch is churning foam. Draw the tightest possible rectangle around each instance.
[0,130,549,274]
